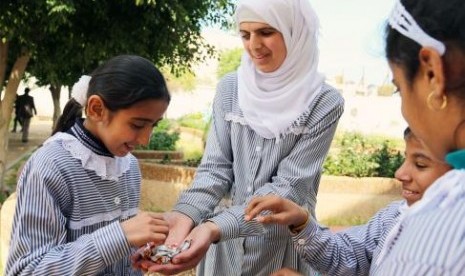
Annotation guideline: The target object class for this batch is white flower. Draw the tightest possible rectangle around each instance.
[71,75,91,106]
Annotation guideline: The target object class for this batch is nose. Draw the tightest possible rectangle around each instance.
[394,161,411,182]
[250,33,262,50]
[137,128,152,146]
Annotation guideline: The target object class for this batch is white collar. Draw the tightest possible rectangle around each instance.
[44,133,132,181]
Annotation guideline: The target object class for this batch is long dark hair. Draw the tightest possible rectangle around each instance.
[53,55,170,134]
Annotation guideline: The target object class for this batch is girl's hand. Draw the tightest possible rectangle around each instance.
[146,221,219,275]
[244,195,308,227]
[121,211,169,247]
[163,211,195,247]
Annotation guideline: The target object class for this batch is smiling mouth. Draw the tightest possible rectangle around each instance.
[125,143,135,151]
[253,53,268,59]
[402,188,420,200]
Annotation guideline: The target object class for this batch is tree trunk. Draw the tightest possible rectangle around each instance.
[50,84,62,130]
[0,41,8,91]
[0,53,31,190]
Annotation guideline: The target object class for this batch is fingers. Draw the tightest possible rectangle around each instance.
[245,195,281,221]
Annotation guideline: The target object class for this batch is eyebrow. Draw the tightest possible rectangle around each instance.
[412,152,432,161]
[239,27,276,33]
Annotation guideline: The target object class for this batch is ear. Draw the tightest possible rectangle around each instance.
[86,95,106,121]
[418,47,446,97]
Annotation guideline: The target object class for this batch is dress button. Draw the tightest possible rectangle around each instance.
[297,239,305,245]
[255,146,262,152]
[114,197,121,205]
[247,186,252,192]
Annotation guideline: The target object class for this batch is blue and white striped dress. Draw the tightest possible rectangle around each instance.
[292,201,402,275]
[173,73,344,276]
[6,121,142,275]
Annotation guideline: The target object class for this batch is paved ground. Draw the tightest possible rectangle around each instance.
[6,118,53,170]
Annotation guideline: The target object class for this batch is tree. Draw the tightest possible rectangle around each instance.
[0,0,234,189]
[216,47,243,79]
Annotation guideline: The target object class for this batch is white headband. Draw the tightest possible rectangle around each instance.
[389,0,445,55]
[71,75,91,106]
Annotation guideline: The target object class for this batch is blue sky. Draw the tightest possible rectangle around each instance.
[310,0,395,85]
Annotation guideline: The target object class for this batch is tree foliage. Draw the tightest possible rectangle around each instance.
[216,47,243,79]
[0,0,235,188]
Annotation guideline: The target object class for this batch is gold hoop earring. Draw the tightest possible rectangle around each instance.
[427,92,447,111]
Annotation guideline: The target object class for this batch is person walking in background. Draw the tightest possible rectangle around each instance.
[16,88,37,142]
[6,55,171,276]
[245,127,452,275]
[11,93,23,133]
[133,0,344,275]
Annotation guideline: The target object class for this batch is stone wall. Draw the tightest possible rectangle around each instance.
[138,163,403,222]
[0,163,402,271]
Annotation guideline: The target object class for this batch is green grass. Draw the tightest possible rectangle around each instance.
[321,215,369,227]
[1,154,31,204]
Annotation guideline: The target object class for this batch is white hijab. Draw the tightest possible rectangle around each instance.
[235,0,324,139]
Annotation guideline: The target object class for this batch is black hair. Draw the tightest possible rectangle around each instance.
[385,0,465,83]
[24,88,30,94]
[53,55,170,134]
[403,126,412,139]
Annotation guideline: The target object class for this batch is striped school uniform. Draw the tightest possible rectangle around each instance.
[6,120,142,275]
[174,73,344,276]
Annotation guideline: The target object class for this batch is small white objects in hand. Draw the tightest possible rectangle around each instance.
[140,239,192,264]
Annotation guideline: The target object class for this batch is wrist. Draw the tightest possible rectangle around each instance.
[203,221,221,243]
[289,208,310,234]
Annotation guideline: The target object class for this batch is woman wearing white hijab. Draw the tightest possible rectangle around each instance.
[136,0,344,275]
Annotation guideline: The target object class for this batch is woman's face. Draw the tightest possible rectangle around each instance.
[395,135,451,206]
[239,22,287,73]
[390,62,451,160]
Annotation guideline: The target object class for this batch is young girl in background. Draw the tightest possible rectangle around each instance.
[6,55,171,275]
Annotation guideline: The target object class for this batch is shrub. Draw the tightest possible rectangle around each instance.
[323,132,404,178]
[177,112,209,131]
[138,119,180,151]
[371,142,404,178]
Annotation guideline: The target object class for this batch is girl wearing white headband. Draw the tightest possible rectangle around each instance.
[373,0,465,274]
[137,0,344,275]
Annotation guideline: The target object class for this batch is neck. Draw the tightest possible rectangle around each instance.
[453,119,465,151]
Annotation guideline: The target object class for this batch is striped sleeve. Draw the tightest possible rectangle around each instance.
[291,201,401,275]
[5,149,132,275]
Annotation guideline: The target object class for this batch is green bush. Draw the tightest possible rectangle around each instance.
[138,119,180,151]
[177,112,209,131]
[323,132,404,178]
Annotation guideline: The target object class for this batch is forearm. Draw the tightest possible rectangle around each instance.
[292,220,371,275]
[7,222,131,275]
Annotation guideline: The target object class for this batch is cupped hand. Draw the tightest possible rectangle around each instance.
[146,221,220,275]
[131,211,195,272]
[121,211,169,247]
[244,195,307,227]
[163,211,195,247]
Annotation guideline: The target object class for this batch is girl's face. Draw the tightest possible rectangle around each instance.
[395,136,451,206]
[97,99,168,157]
[239,22,287,73]
[389,62,451,160]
